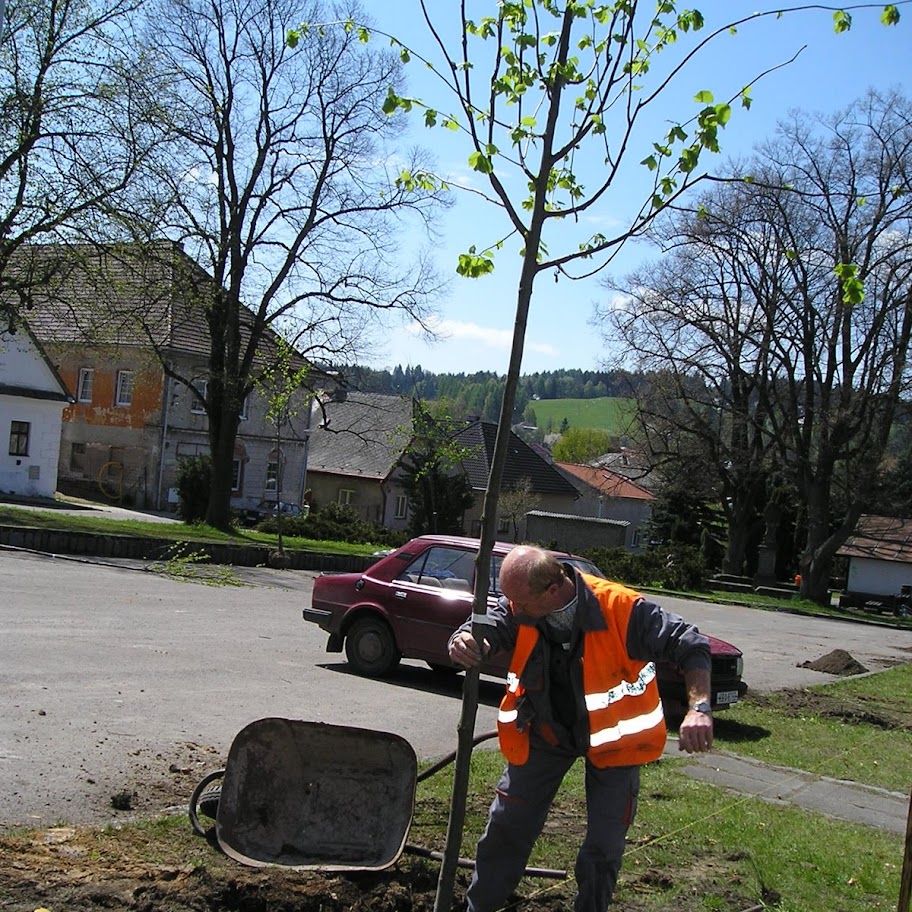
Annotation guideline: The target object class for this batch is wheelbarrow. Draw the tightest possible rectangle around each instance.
[189,716,565,877]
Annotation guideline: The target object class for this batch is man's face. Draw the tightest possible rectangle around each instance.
[502,575,565,619]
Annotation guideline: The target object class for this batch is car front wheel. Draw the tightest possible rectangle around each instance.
[345,617,401,677]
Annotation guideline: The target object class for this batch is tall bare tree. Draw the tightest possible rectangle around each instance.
[602,183,786,576]
[602,90,912,600]
[118,0,444,528]
[0,0,163,328]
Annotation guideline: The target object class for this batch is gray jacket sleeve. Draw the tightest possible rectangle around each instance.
[625,597,711,673]
[449,595,518,655]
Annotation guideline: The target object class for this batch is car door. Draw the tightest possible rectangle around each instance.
[388,545,475,662]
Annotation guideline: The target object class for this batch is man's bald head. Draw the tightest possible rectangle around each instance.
[501,546,565,595]
[500,546,573,618]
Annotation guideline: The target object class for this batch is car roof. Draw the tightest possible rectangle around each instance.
[404,534,588,562]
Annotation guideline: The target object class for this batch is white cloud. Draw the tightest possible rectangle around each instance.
[407,317,559,357]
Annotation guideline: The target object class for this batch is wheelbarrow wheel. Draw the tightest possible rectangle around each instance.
[198,788,221,820]
[189,769,225,837]
[345,616,401,677]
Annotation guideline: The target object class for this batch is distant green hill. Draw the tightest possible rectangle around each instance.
[524,397,634,434]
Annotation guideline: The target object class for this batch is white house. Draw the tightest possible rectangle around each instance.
[837,514,912,602]
[0,323,72,499]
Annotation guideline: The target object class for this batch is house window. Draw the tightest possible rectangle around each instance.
[632,528,641,548]
[231,458,242,492]
[191,378,207,414]
[9,421,29,456]
[338,488,354,506]
[497,515,510,534]
[394,495,408,519]
[77,368,94,403]
[265,462,278,491]
[115,370,134,406]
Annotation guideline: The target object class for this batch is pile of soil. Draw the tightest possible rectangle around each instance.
[798,648,868,676]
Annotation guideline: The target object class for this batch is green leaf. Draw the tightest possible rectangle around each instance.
[833,10,853,32]
[286,28,300,48]
[400,47,411,63]
[641,154,658,171]
[693,90,714,104]
[741,87,752,110]
[882,5,901,25]
[381,88,400,116]
[457,247,496,278]
[679,146,700,173]
[468,151,493,174]
[835,262,865,304]
[856,196,867,207]
[357,26,370,43]
[424,109,437,128]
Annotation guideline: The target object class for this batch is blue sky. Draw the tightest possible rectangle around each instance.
[363,2,909,377]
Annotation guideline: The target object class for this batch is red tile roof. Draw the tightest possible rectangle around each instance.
[556,462,655,501]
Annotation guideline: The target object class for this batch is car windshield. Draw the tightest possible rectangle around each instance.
[563,558,606,578]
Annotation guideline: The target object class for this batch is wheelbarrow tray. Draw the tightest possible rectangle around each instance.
[214,717,417,872]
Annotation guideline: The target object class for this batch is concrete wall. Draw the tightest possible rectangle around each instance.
[525,511,627,553]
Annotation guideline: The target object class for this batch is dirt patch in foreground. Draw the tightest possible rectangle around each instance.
[0,822,762,912]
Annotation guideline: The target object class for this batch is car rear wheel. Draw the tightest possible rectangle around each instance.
[345,617,401,677]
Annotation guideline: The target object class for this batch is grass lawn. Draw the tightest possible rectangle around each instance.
[526,396,634,434]
[0,504,382,557]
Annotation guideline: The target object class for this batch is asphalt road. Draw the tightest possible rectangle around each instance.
[2,547,911,829]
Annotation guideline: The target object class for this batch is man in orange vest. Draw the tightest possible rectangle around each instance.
[448,545,714,912]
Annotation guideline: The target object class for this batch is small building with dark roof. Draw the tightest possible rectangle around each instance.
[303,391,415,528]
[453,419,579,540]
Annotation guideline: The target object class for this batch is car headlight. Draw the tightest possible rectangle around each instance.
[735,656,744,676]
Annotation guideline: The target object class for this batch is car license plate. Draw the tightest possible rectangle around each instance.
[716,690,739,704]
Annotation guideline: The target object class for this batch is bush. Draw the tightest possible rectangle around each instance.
[175,455,211,523]
[582,543,709,592]
[258,502,408,548]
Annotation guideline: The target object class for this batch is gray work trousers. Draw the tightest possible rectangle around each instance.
[466,749,640,912]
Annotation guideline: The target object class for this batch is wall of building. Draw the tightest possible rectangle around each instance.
[44,345,313,512]
[0,396,65,498]
[47,343,164,507]
[847,556,912,597]
[0,329,68,499]
[306,470,385,523]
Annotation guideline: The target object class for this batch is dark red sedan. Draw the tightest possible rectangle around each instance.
[304,535,747,718]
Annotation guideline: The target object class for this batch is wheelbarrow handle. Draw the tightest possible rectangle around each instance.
[416,730,498,783]
[404,843,566,880]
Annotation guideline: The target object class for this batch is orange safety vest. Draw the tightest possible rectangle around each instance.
[497,576,666,768]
